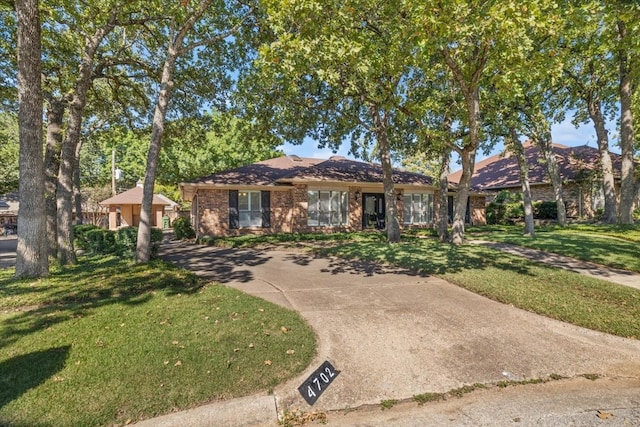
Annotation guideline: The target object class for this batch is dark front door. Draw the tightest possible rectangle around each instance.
[362,193,385,229]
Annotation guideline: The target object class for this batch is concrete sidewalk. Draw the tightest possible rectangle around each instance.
[152,239,640,427]
[469,239,640,290]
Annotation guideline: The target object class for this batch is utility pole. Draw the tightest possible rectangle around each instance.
[111,148,116,196]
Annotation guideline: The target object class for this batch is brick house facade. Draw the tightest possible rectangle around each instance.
[449,142,636,220]
[182,156,487,238]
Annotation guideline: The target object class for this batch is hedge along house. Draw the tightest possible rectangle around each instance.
[448,141,635,219]
[180,155,487,238]
[100,183,174,230]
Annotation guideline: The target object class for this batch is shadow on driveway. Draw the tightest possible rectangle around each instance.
[159,240,273,284]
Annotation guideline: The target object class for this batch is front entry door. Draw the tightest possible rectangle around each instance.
[362,193,385,229]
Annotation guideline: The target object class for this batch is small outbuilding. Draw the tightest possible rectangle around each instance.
[100,184,175,230]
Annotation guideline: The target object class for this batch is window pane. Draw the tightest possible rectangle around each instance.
[250,211,262,227]
[403,195,412,224]
[249,191,260,209]
[239,211,250,227]
[341,192,348,225]
[319,191,330,211]
[238,192,249,210]
[319,212,330,226]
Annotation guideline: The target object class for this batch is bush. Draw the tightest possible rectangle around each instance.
[74,225,163,259]
[486,200,524,225]
[533,201,558,220]
[85,228,116,254]
[114,227,138,258]
[114,226,164,259]
[74,224,101,250]
[172,216,195,240]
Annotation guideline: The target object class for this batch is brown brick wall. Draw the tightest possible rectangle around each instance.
[470,195,487,225]
[195,186,443,236]
[271,190,293,233]
[196,189,229,236]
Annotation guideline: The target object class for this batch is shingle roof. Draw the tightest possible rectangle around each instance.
[100,185,173,206]
[280,157,434,185]
[448,142,623,191]
[185,156,324,186]
[182,155,434,187]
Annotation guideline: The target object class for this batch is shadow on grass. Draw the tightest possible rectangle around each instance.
[0,345,70,410]
[314,239,536,278]
[0,250,211,349]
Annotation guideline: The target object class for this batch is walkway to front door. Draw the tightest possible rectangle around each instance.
[362,193,385,229]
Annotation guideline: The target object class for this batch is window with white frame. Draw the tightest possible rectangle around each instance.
[403,193,434,224]
[308,190,348,226]
[238,191,262,227]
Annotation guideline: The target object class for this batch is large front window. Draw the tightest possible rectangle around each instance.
[308,190,348,226]
[403,193,434,224]
[239,191,262,227]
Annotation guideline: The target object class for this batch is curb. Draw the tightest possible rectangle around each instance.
[131,394,278,427]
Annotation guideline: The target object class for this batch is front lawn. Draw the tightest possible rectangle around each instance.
[0,257,315,427]
[467,224,640,272]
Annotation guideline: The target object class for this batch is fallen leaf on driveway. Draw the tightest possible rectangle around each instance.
[596,410,614,419]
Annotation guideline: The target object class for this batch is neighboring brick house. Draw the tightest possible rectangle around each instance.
[448,142,634,219]
[180,155,487,238]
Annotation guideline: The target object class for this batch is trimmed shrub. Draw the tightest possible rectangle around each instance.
[74,224,100,250]
[115,227,138,258]
[85,228,116,254]
[114,226,164,259]
[533,201,558,220]
[172,216,196,240]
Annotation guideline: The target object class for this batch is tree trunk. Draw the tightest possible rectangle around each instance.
[618,19,636,224]
[510,129,534,237]
[587,98,617,223]
[451,90,481,245]
[74,139,83,225]
[441,45,486,245]
[451,146,475,244]
[438,146,451,242]
[371,105,400,243]
[55,17,116,265]
[534,123,567,226]
[137,48,178,262]
[136,1,214,262]
[15,0,48,278]
[44,98,65,259]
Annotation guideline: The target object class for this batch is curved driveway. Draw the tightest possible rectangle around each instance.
[160,240,640,413]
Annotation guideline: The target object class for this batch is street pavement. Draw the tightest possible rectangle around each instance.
[0,235,17,269]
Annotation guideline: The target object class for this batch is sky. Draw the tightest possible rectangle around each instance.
[278,114,620,170]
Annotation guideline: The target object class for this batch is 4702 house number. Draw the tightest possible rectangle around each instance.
[298,360,340,405]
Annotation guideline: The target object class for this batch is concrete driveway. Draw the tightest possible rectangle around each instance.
[160,240,640,414]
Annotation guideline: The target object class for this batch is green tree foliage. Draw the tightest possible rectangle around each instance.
[160,112,283,185]
[0,111,19,194]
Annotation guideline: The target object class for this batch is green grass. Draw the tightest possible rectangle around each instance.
[467,224,640,272]
[317,237,640,340]
[0,257,315,427]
